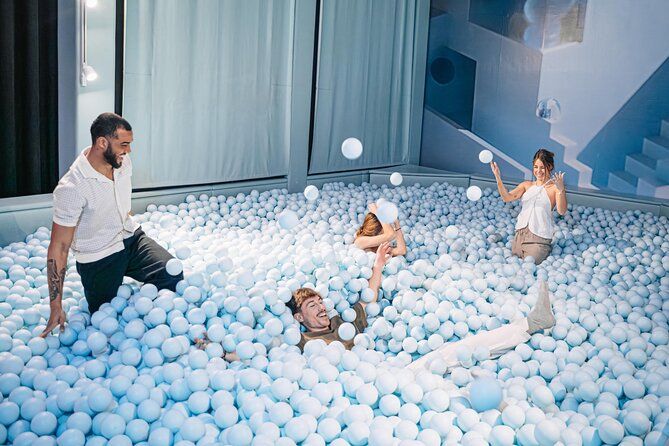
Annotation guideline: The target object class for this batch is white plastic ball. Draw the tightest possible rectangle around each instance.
[303,185,319,201]
[390,172,403,186]
[466,186,482,201]
[478,150,493,164]
[341,138,363,160]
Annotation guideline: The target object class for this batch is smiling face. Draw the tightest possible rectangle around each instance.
[293,293,330,332]
[533,158,551,183]
[100,128,133,169]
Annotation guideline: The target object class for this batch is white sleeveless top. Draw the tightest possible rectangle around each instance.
[515,184,554,239]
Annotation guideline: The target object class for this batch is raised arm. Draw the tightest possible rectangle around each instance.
[354,224,395,250]
[40,223,75,337]
[491,161,528,203]
[553,171,568,215]
[390,220,407,257]
[361,242,392,311]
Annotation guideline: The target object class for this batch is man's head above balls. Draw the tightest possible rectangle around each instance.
[287,288,330,332]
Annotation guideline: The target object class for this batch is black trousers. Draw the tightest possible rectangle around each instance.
[76,229,183,313]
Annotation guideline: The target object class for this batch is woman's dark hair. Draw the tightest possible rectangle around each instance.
[90,112,132,146]
[356,213,383,238]
[533,148,555,172]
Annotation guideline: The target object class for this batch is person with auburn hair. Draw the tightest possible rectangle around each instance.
[353,202,407,257]
[490,149,567,264]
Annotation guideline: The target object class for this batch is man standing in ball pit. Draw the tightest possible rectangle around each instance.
[40,113,183,337]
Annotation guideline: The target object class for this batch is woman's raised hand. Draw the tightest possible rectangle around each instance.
[490,161,501,178]
[553,171,565,191]
[367,202,378,214]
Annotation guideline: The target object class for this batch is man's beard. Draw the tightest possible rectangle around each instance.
[103,143,122,169]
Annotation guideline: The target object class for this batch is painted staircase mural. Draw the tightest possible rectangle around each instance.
[608,120,669,199]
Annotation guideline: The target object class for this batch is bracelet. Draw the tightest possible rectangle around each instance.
[393,225,401,231]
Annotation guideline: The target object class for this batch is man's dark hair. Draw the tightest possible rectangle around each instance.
[287,288,320,315]
[90,112,132,146]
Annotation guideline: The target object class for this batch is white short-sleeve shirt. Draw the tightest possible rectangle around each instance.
[52,147,140,263]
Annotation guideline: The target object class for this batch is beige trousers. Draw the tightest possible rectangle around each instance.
[512,226,552,264]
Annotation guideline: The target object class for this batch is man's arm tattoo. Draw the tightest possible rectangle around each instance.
[47,259,66,302]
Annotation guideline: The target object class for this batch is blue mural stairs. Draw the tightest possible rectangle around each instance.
[608,119,669,197]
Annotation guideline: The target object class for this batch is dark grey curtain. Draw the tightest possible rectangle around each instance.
[0,0,59,198]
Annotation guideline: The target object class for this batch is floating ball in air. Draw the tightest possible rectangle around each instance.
[341,137,363,160]
[536,98,562,124]
[478,150,493,164]
[278,210,300,230]
[375,201,398,224]
[303,185,319,201]
[466,186,482,201]
[469,377,502,412]
[390,172,403,186]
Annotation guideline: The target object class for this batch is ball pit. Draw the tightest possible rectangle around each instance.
[0,180,667,445]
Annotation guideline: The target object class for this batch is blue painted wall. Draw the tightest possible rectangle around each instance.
[421,6,577,186]
[421,0,669,200]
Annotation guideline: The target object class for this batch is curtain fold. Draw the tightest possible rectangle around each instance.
[0,0,59,198]
[308,0,426,174]
[123,0,295,189]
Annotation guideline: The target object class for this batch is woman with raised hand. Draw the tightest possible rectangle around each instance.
[354,202,407,257]
[490,148,567,264]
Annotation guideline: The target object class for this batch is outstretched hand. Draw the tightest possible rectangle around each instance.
[374,242,392,268]
[490,161,501,178]
[367,202,378,214]
[552,171,565,191]
[40,307,67,338]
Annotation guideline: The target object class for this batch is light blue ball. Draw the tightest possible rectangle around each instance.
[137,399,161,422]
[57,429,85,446]
[179,417,205,442]
[87,388,113,412]
[162,409,186,433]
[469,377,502,412]
[317,418,341,442]
[214,404,238,429]
[100,413,126,439]
[20,397,45,421]
[0,401,20,426]
[30,411,57,435]
[161,338,182,359]
[66,412,92,434]
[13,431,38,446]
[166,259,183,276]
[187,391,210,415]
[284,417,310,443]
[623,411,650,436]
[226,423,253,446]
[148,427,173,446]
[597,417,624,444]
